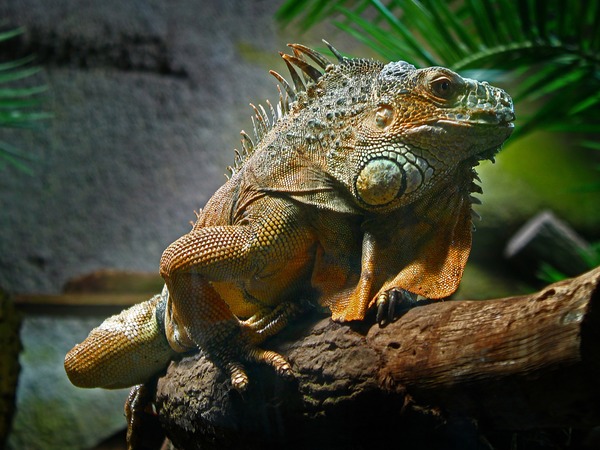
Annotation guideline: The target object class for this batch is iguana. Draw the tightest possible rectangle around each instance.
[65,41,514,398]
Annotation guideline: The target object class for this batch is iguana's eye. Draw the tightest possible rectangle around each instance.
[430,76,454,99]
[375,105,394,129]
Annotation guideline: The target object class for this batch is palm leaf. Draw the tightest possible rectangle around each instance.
[0,27,50,173]
[277,0,600,140]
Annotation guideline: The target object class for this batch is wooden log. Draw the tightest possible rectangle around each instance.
[153,266,600,449]
[62,269,163,294]
[13,270,164,315]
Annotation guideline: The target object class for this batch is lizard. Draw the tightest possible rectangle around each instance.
[65,40,514,400]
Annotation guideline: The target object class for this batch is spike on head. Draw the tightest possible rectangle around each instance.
[275,85,287,115]
[275,85,288,116]
[250,116,261,142]
[288,43,330,69]
[229,41,371,178]
[281,53,322,83]
[265,99,276,123]
[323,40,346,63]
[258,104,271,128]
[234,148,242,162]
[468,195,482,205]
[280,52,306,92]
[249,103,268,138]
[270,70,296,102]
[290,47,313,84]
[240,130,254,148]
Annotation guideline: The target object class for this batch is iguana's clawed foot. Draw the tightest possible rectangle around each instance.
[224,342,293,391]
[125,382,164,450]
[216,303,300,391]
[376,288,420,325]
[241,301,303,339]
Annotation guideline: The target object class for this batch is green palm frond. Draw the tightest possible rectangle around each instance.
[0,27,50,174]
[277,0,600,139]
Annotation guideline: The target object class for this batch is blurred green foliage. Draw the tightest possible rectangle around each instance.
[539,242,600,283]
[0,27,50,174]
[277,0,600,141]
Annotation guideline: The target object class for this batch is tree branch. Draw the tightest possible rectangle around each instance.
[154,267,600,449]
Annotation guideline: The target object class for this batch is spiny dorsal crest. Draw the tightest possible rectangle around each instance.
[226,40,349,178]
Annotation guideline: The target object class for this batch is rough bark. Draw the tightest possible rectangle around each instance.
[154,267,600,450]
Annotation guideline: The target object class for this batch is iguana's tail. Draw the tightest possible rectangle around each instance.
[64,290,177,389]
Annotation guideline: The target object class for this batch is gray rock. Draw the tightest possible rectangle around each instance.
[7,315,130,450]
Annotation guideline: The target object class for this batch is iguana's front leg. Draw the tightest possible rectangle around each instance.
[160,198,314,390]
[331,231,378,322]
[330,231,423,324]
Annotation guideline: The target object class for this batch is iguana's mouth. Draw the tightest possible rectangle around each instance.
[436,110,514,164]
[438,104,516,127]
[437,116,515,128]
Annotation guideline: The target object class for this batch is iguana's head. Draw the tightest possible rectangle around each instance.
[342,60,515,211]
[239,42,514,215]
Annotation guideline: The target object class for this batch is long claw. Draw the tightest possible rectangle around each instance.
[376,293,387,324]
[124,382,164,450]
[387,289,398,321]
[376,288,420,326]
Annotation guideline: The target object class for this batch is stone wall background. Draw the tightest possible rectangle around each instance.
[0,2,357,448]
[0,0,353,295]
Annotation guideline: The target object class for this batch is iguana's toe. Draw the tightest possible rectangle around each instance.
[223,346,293,391]
[376,288,419,325]
[242,301,303,340]
[248,347,294,378]
[227,361,250,391]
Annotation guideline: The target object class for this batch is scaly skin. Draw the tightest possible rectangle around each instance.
[65,290,176,389]
[65,41,514,397]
